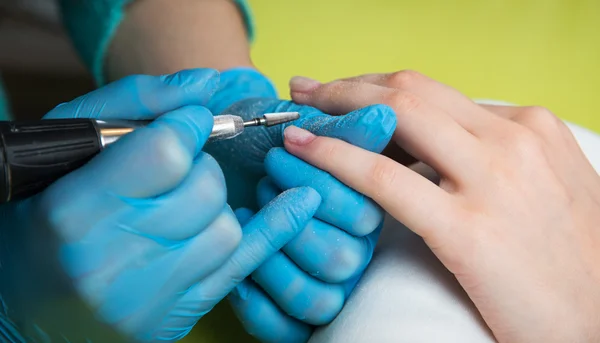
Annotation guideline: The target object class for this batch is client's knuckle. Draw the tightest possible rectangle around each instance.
[504,128,545,163]
[383,90,422,115]
[387,70,424,89]
[521,105,554,121]
[520,106,564,134]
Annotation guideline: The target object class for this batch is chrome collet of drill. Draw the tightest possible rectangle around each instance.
[208,112,300,141]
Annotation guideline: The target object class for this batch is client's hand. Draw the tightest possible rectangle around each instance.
[284,71,600,343]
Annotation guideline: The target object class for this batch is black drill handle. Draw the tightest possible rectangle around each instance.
[0,119,101,203]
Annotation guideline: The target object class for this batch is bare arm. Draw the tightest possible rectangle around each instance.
[106,0,253,81]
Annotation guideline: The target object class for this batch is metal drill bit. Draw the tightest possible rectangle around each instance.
[208,112,300,142]
[243,112,300,128]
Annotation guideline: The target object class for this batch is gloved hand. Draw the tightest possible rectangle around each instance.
[0,69,322,343]
[204,68,397,342]
[205,68,395,210]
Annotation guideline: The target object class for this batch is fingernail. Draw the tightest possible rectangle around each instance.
[289,76,321,93]
[284,126,317,145]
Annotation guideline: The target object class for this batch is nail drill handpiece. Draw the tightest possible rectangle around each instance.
[0,112,300,202]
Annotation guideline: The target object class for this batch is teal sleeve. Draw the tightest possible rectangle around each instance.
[0,79,12,120]
[59,0,255,86]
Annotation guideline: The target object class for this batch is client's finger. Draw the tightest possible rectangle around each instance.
[292,80,481,179]
[283,126,461,241]
[334,71,498,134]
[478,104,521,120]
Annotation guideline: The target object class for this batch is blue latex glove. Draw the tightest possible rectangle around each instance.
[204,68,397,342]
[229,123,396,343]
[0,69,322,343]
[206,68,396,213]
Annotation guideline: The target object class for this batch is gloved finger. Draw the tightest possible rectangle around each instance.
[60,105,213,197]
[265,148,382,237]
[112,208,242,341]
[171,187,321,313]
[252,252,345,325]
[258,177,376,283]
[229,279,312,343]
[60,174,230,282]
[44,69,220,120]
[88,209,239,324]
[295,104,397,154]
[206,68,278,115]
[112,152,227,241]
[231,207,313,342]
[234,208,255,226]
[159,207,241,296]
[42,106,214,242]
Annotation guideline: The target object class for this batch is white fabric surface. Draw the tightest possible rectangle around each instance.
[309,122,600,343]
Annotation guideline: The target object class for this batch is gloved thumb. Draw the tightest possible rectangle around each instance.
[46,105,214,203]
[44,68,220,120]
